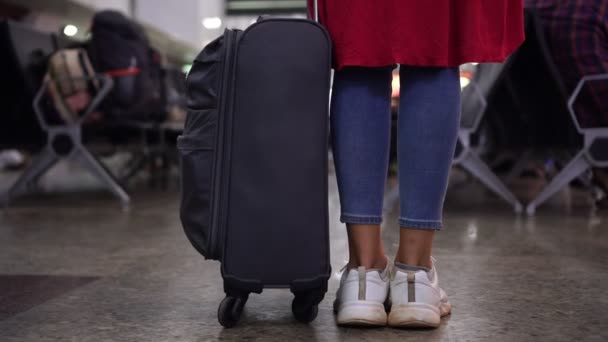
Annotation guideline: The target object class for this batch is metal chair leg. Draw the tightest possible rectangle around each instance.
[1,147,59,207]
[73,147,130,207]
[459,149,523,213]
[526,150,590,215]
[118,151,148,182]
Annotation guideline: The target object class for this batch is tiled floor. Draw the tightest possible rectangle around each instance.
[0,166,607,341]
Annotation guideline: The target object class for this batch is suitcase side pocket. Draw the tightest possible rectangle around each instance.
[179,32,227,259]
[186,35,223,111]
[178,110,218,259]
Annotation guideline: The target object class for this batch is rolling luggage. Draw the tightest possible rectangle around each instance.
[178,2,332,328]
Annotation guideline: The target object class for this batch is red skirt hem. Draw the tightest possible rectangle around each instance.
[333,39,524,70]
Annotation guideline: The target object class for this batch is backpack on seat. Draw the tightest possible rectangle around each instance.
[88,10,163,121]
[45,48,99,124]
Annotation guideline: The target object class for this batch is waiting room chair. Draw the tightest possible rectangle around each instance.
[521,11,608,214]
[0,71,131,207]
[0,21,131,206]
[454,62,524,213]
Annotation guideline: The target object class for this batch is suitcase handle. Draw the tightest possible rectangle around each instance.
[313,0,319,22]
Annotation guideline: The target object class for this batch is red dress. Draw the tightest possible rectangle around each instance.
[309,0,525,69]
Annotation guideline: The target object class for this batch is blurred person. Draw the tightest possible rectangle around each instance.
[311,0,524,327]
[525,0,608,201]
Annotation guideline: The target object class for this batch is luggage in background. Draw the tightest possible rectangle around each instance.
[164,66,187,123]
[178,15,332,327]
[88,10,163,121]
[46,48,98,124]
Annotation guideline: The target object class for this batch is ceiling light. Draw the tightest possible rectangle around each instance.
[202,17,222,29]
[63,24,78,37]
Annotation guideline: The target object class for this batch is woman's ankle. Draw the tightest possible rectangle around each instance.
[394,255,432,269]
[346,223,387,269]
[348,254,388,270]
[396,227,435,268]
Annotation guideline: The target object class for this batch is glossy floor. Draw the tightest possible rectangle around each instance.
[0,167,607,341]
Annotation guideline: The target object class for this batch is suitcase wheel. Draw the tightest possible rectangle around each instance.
[218,295,247,328]
[292,293,320,323]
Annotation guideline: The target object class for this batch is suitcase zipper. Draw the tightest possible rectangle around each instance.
[209,29,238,259]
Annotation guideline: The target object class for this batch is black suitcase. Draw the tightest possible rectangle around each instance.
[178,9,332,327]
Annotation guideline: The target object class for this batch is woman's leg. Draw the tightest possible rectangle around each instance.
[331,67,393,269]
[396,66,461,268]
[386,66,460,328]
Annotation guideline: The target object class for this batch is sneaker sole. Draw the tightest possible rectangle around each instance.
[388,302,451,328]
[336,301,387,327]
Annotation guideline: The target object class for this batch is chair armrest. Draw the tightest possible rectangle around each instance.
[460,78,488,133]
[33,73,114,129]
[567,73,608,133]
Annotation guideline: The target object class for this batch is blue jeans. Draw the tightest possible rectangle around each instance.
[331,66,461,230]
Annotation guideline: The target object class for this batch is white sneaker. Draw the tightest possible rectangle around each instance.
[388,259,452,328]
[334,263,390,326]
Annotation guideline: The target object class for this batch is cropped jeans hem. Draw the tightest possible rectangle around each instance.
[399,217,443,230]
[340,213,383,225]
